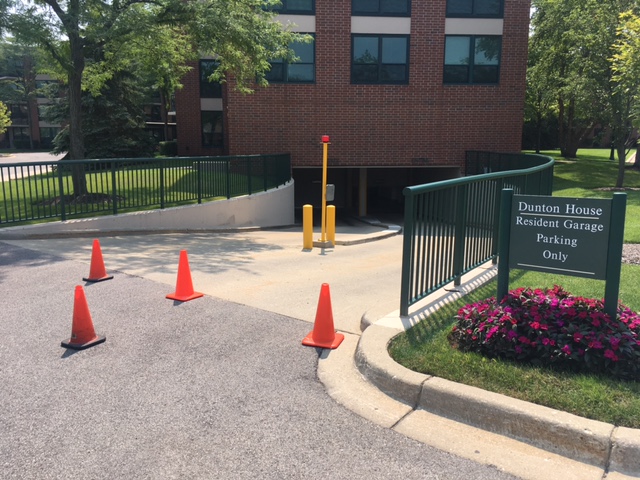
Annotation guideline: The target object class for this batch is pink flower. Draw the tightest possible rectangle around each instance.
[573,332,584,342]
[604,349,619,362]
[562,345,572,355]
[588,340,604,349]
[609,337,621,351]
[486,326,499,340]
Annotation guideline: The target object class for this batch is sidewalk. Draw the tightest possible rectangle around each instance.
[2,222,639,479]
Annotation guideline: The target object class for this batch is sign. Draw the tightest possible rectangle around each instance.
[509,195,611,279]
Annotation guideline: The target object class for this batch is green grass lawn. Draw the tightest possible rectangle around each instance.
[531,148,640,242]
[391,148,640,428]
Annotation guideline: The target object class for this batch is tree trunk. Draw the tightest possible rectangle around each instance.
[66,30,88,197]
[558,97,566,156]
[616,143,626,188]
[535,111,542,154]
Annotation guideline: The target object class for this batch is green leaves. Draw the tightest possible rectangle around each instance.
[2,0,308,160]
[0,100,10,134]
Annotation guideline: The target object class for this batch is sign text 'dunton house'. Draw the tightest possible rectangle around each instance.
[509,195,611,279]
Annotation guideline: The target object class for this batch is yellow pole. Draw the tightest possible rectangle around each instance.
[327,205,336,245]
[303,204,313,250]
[320,135,329,243]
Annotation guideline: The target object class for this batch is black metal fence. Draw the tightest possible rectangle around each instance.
[400,152,555,316]
[0,154,291,225]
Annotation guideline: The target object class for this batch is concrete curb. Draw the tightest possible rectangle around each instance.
[355,322,640,477]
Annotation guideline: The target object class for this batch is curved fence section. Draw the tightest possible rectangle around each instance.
[0,154,291,225]
[400,152,554,316]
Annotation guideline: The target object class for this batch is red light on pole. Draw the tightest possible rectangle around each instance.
[322,135,330,143]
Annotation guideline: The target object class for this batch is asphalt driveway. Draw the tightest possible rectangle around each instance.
[0,241,518,479]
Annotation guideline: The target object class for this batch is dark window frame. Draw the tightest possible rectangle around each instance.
[445,0,504,19]
[199,60,223,99]
[8,103,29,124]
[265,34,316,84]
[272,0,315,14]
[351,34,410,85]
[351,0,411,17]
[443,35,502,85]
[201,110,224,148]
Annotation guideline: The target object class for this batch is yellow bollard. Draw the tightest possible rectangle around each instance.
[327,205,336,245]
[303,204,313,250]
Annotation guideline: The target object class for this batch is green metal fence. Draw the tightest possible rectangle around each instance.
[400,152,555,316]
[0,154,291,225]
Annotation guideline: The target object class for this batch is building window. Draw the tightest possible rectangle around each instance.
[446,0,503,18]
[201,111,223,147]
[443,35,501,84]
[272,0,314,14]
[352,0,410,16]
[351,35,409,84]
[265,36,315,83]
[9,104,29,125]
[200,60,222,98]
[11,127,31,149]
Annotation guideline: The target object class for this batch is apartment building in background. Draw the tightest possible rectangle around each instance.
[0,73,61,150]
[174,0,531,215]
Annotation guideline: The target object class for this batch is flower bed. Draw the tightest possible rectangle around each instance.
[449,286,640,381]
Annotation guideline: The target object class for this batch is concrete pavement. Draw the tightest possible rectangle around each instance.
[1,214,639,478]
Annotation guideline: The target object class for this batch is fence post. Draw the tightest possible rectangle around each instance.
[491,178,504,262]
[226,159,231,199]
[160,161,165,209]
[57,162,66,221]
[247,157,252,195]
[604,193,626,318]
[497,188,513,301]
[453,185,468,286]
[111,162,118,215]
[263,156,268,191]
[197,159,203,204]
[400,188,415,316]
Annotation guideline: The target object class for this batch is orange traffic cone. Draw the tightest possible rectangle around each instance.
[61,285,106,350]
[83,239,113,282]
[302,283,344,349]
[166,250,204,302]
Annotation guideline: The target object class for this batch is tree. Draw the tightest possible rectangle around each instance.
[45,70,156,159]
[0,40,39,149]
[529,0,613,158]
[0,100,10,134]
[1,0,303,196]
[529,0,639,187]
[611,10,640,179]
[523,44,557,153]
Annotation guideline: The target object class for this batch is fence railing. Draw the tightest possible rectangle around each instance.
[400,152,555,316]
[0,154,291,225]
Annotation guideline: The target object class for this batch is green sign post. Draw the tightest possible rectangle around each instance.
[497,189,626,318]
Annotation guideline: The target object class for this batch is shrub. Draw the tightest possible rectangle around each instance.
[158,140,177,157]
[449,286,640,381]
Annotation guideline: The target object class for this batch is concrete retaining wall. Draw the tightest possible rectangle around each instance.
[0,181,295,239]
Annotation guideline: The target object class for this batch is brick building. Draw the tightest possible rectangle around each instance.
[174,0,531,215]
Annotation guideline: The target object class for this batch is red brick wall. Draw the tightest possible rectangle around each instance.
[177,0,531,168]
[175,62,227,157]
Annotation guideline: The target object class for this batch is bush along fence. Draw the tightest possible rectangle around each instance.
[0,154,291,225]
[400,152,555,316]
